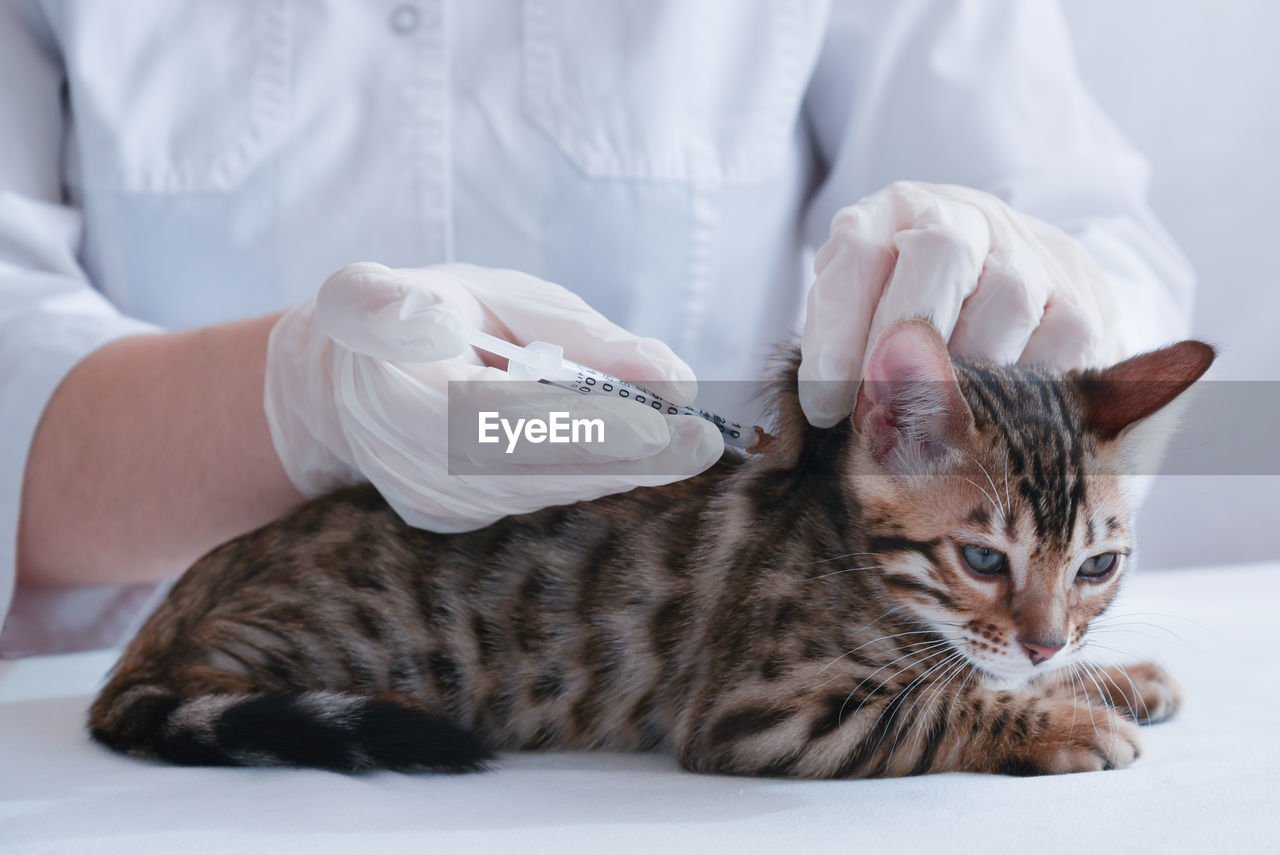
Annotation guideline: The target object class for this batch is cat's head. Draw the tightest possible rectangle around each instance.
[841,320,1213,687]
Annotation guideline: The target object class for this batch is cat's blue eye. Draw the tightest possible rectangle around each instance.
[1078,552,1118,580]
[962,545,1006,575]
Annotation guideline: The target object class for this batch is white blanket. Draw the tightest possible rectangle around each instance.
[3,563,1278,855]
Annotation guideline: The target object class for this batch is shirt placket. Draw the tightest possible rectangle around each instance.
[388,0,453,263]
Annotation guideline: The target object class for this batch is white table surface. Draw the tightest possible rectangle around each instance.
[3,563,1279,855]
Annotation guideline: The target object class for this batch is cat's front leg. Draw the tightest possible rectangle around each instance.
[1037,661,1182,725]
[676,678,1143,779]
[948,691,1145,775]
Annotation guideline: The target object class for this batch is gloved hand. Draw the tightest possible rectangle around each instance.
[264,262,724,532]
[799,181,1121,427]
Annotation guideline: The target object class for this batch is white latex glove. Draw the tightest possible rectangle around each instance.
[265,262,724,532]
[800,181,1122,427]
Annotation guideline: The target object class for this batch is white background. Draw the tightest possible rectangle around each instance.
[1062,0,1280,568]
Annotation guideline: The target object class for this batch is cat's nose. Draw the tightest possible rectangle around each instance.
[1019,638,1065,665]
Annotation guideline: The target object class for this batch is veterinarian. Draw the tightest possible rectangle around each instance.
[0,1,1191,655]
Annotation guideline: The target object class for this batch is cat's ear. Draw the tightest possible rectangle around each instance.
[853,319,974,464]
[1074,340,1216,479]
[1074,340,1216,439]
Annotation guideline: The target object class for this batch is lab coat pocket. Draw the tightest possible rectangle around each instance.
[62,0,289,193]
[521,0,817,184]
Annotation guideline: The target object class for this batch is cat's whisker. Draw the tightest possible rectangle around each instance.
[870,651,967,766]
[1087,625,1192,649]
[1064,665,1095,742]
[1079,640,1138,660]
[1096,609,1217,644]
[1075,658,1127,720]
[1099,609,1210,629]
[815,604,953,678]
[847,603,915,635]
[1078,658,1135,722]
[1001,452,1013,517]
[1088,658,1151,723]
[1117,663,1154,723]
[880,649,965,716]
[812,603,917,679]
[843,603,909,633]
[1079,663,1125,767]
[1091,615,1201,646]
[972,457,1007,526]
[886,654,961,743]
[1071,663,1101,744]
[815,631,945,683]
[962,475,1003,525]
[933,657,973,710]
[1090,618,1182,634]
[891,653,971,764]
[908,653,969,722]
[927,658,977,752]
[933,662,978,766]
[951,663,978,726]
[803,564,893,582]
[819,637,951,694]
[930,618,967,629]
[1059,664,1076,736]
[838,642,955,727]
[797,551,886,567]
[816,629,942,676]
[1078,643,1156,728]
[929,658,975,736]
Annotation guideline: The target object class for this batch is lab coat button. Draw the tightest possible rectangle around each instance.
[389,5,419,35]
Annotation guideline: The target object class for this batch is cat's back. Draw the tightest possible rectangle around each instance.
[101,460,741,753]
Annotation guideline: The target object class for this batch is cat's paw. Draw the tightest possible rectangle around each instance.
[1090,662,1182,725]
[1004,703,1144,775]
[1046,709,1143,773]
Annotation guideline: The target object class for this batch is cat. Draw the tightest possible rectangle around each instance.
[89,319,1214,778]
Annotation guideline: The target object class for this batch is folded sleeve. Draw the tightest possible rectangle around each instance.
[802,0,1194,356]
[0,0,159,652]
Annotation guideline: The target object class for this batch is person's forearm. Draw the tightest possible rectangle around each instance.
[17,313,305,588]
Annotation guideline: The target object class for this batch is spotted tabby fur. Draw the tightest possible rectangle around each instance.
[90,320,1213,777]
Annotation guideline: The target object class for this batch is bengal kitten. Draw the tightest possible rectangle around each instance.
[90,320,1214,778]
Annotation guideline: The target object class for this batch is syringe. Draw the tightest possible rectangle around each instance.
[469,330,762,450]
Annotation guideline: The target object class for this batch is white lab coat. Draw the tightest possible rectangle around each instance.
[0,0,1193,655]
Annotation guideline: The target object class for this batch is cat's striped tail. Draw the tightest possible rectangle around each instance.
[88,682,492,772]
